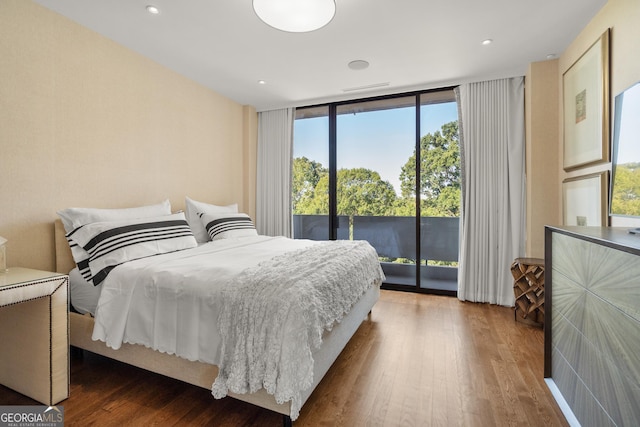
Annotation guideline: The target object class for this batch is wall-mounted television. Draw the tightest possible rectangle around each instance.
[609,81,640,219]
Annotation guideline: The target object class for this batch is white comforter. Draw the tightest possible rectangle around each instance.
[92,235,384,419]
[93,235,314,361]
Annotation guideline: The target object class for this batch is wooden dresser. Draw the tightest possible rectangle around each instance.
[545,226,640,426]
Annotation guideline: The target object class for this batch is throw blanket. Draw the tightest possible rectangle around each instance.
[212,240,385,420]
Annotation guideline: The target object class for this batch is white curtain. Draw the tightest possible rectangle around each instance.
[256,108,294,237]
[455,77,526,306]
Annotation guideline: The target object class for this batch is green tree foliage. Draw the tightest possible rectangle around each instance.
[292,120,460,218]
[335,168,397,216]
[295,167,397,216]
[292,157,327,214]
[611,163,640,216]
[399,121,460,216]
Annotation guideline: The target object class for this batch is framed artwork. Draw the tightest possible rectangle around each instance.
[563,171,608,226]
[563,29,610,171]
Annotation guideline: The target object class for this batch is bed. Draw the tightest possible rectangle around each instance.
[54,207,383,425]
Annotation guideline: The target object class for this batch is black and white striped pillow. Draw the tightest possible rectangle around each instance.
[199,212,258,240]
[58,200,172,282]
[65,237,93,281]
[69,212,197,285]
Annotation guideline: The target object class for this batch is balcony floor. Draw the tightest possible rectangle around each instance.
[383,273,458,293]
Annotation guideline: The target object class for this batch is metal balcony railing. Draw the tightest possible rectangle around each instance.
[293,215,459,291]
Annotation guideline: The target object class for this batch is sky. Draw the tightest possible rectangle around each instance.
[294,102,458,194]
[614,82,640,164]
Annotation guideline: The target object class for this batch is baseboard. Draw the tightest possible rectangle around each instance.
[545,378,581,427]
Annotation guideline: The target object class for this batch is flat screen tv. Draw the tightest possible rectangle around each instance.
[609,81,640,219]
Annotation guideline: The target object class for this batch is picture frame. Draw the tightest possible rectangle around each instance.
[563,29,610,171]
[562,171,608,226]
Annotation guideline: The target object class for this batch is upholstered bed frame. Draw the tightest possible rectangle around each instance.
[54,220,379,425]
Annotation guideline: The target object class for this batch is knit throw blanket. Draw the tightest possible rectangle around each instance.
[211,240,384,420]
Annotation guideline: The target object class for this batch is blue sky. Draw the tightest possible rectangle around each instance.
[294,102,458,194]
[615,82,640,164]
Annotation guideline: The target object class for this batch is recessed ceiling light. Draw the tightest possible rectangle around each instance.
[146,5,160,15]
[482,39,493,45]
[258,80,266,85]
[348,60,370,70]
[546,54,557,60]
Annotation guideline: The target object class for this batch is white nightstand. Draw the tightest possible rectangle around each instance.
[0,267,69,405]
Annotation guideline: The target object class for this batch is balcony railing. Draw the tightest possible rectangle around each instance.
[293,215,459,291]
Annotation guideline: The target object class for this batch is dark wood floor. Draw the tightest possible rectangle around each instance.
[0,290,568,426]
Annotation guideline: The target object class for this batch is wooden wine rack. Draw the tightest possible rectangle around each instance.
[511,257,545,327]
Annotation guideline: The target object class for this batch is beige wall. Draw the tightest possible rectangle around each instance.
[525,60,560,258]
[558,0,640,228]
[0,1,257,271]
[525,0,640,257]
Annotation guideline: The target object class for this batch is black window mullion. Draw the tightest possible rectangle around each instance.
[328,104,337,240]
[415,96,421,290]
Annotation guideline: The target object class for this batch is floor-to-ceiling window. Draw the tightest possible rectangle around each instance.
[293,89,459,294]
[292,106,332,239]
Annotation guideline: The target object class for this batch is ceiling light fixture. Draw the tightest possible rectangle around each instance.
[481,39,493,45]
[146,5,160,15]
[252,0,336,33]
[348,60,369,70]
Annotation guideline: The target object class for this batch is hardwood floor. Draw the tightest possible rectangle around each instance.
[0,290,568,426]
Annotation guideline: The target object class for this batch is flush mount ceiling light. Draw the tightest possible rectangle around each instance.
[146,5,160,15]
[253,0,336,33]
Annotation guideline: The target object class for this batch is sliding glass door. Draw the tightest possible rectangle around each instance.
[293,89,459,294]
[292,106,332,239]
[336,97,417,285]
[418,94,460,291]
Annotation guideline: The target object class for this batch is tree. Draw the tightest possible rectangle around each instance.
[295,167,397,216]
[611,163,640,216]
[292,157,327,214]
[335,168,397,216]
[292,120,460,218]
[398,121,460,216]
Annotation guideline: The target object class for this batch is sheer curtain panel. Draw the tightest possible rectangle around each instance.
[455,77,526,306]
[256,108,294,237]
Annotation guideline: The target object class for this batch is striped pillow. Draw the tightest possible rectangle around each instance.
[65,238,93,282]
[57,200,172,281]
[199,212,258,240]
[69,212,197,285]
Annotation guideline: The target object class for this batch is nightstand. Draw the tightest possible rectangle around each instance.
[0,267,69,405]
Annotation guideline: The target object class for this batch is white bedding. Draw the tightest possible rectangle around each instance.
[69,267,101,315]
[91,235,384,420]
[93,235,313,362]
[212,239,384,419]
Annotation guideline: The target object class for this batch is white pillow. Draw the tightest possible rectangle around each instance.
[69,212,197,286]
[57,200,171,232]
[57,200,172,282]
[200,212,258,241]
[185,196,238,243]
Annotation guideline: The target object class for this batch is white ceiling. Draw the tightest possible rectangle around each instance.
[33,0,607,111]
